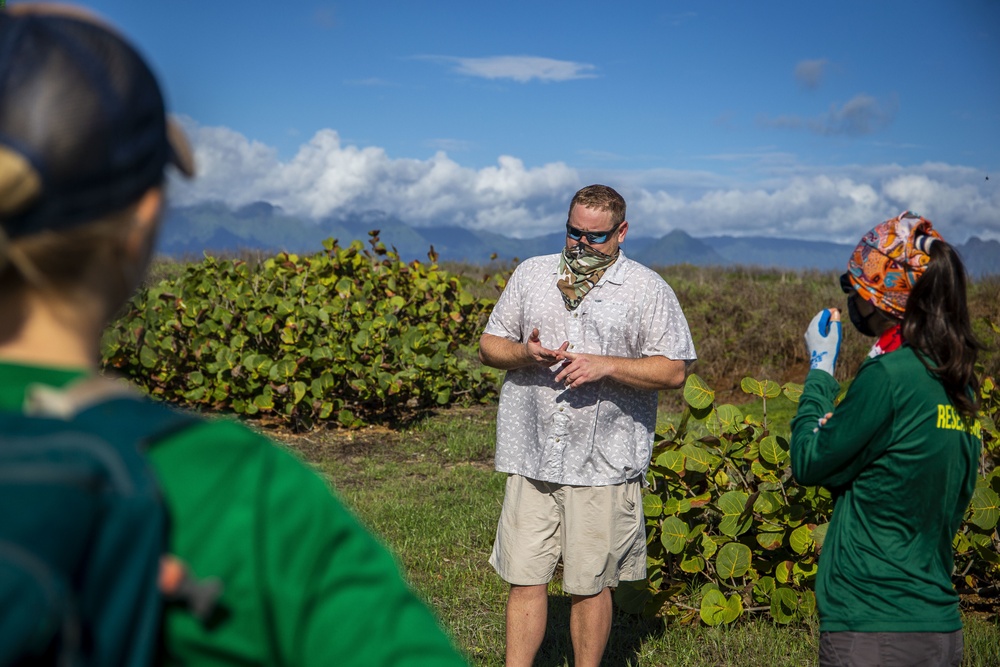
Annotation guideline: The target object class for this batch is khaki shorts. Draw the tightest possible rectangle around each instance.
[488,474,646,596]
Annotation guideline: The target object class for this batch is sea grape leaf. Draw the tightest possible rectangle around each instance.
[718,491,752,537]
[968,486,1000,531]
[771,587,798,624]
[643,494,664,518]
[660,517,689,554]
[684,374,715,410]
[715,542,752,579]
[790,524,814,555]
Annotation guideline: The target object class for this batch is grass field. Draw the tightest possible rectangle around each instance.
[144,254,1000,663]
[274,404,1000,667]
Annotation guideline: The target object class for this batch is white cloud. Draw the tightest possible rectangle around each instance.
[618,164,1000,243]
[170,118,577,233]
[423,55,598,83]
[172,118,280,204]
[169,119,1000,243]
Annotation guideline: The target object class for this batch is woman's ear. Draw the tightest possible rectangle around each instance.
[124,186,164,261]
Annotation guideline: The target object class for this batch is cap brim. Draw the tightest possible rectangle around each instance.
[166,117,195,178]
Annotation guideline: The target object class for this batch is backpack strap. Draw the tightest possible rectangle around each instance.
[25,375,197,449]
[23,376,224,623]
[23,375,138,419]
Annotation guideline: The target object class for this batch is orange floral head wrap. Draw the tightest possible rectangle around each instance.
[845,211,943,318]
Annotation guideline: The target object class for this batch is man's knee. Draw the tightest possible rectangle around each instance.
[570,587,609,603]
[508,583,548,604]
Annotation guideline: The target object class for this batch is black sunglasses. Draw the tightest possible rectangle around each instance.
[839,272,854,294]
[565,220,622,244]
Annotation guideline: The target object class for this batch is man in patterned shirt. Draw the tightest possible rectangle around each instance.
[479,184,697,666]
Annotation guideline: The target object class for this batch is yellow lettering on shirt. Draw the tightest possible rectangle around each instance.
[935,404,982,438]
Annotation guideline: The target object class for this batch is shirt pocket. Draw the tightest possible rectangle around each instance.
[581,300,631,355]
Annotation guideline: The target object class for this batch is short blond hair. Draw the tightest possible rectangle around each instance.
[0,205,140,301]
[568,184,626,226]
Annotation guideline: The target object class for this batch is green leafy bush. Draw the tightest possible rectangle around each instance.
[102,234,503,428]
[619,372,1000,626]
[955,368,1000,599]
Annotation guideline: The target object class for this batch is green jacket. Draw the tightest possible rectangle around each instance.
[790,346,981,633]
[0,361,467,666]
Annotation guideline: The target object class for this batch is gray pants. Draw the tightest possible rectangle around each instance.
[819,630,963,667]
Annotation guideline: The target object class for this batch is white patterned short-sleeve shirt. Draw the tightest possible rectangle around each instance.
[483,251,697,486]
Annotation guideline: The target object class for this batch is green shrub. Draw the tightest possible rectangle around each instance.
[102,234,504,429]
[620,372,1000,626]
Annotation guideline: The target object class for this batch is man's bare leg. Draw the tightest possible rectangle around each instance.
[569,587,612,667]
[506,583,548,667]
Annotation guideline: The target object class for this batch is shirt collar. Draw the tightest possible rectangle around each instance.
[601,249,628,285]
[0,360,88,412]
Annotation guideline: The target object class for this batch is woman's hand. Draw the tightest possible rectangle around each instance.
[805,308,841,376]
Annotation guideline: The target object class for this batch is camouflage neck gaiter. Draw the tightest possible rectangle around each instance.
[556,243,619,311]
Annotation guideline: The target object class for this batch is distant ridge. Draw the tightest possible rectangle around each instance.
[628,230,727,267]
[158,201,1000,277]
[705,236,855,272]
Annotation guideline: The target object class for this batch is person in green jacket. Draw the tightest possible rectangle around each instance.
[790,211,984,667]
[0,4,467,666]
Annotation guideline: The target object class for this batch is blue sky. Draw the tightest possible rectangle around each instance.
[51,0,1000,242]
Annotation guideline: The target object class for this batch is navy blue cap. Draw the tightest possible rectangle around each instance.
[0,4,194,239]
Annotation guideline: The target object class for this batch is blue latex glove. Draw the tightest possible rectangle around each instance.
[805,309,841,376]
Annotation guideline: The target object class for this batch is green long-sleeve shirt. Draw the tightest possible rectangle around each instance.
[0,361,468,666]
[790,347,981,632]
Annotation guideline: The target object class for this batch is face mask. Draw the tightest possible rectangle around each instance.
[557,243,619,311]
[847,295,878,337]
[564,241,615,264]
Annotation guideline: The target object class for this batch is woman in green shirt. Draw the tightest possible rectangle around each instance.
[791,212,983,667]
[0,5,466,666]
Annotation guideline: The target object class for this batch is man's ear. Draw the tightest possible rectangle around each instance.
[618,220,629,243]
[124,186,164,260]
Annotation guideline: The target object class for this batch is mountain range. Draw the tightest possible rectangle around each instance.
[159,202,1000,277]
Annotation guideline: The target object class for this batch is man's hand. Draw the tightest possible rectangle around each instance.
[526,328,569,366]
[479,330,568,370]
[553,351,611,389]
[483,332,686,390]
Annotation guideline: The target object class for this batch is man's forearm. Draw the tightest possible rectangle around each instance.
[601,355,687,391]
[480,332,688,390]
[554,352,687,392]
[478,333,531,370]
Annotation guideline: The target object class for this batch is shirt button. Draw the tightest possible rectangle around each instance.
[559,407,564,412]
[555,438,561,443]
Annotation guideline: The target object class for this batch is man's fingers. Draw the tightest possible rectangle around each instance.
[554,361,574,383]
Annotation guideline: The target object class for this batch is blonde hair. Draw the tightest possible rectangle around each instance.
[0,205,140,307]
[568,184,627,226]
